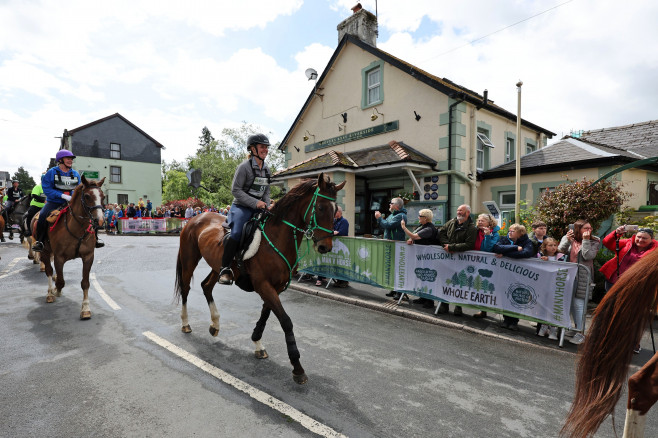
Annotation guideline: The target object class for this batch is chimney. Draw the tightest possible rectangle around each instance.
[337,4,378,47]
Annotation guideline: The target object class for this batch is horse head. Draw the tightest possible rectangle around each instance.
[76,175,106,229]
[313,172,345,254]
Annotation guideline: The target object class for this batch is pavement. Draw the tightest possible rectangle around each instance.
[289,275,656,359]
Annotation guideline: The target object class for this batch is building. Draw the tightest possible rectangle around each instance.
[60,113,164,207]
[275,6,554,236]
[480,119,658,223]
[0,171,10,190]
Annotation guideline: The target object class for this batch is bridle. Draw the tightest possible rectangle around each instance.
[61,185,104,256]
[259,186,336,289]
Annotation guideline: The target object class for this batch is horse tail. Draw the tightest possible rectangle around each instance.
[561,249,658,438]
[173,247,184,304]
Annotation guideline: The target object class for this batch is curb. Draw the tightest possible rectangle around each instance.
[288,283,574,356]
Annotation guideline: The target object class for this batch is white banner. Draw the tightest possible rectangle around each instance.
[395,244,578,327]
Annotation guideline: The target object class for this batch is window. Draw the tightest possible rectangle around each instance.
[110,166,121,183]
[499,191,516,208]
[117,194,128,205]
[476,131,495,171]
[505,138,515,163]
[526,142,536,155]
[110,143,121,159]
[366,67,381,106]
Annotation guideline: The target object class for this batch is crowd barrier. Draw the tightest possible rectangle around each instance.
[298,237,590,331]
[115,217,189,234]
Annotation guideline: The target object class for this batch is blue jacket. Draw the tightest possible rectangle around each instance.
[334,216,349,236]
[377,208,407,241]
[493,233,535,258]
[42,166,81,205]
[480,225,501,252]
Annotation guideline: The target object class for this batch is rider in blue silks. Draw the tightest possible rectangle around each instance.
[219,133,272,284]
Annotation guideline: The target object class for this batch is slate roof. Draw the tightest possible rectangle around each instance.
[480,119,658,179]
[67,113,164,149]
[274,141,436,178]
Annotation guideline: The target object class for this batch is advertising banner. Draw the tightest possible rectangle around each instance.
[117,218,187,234]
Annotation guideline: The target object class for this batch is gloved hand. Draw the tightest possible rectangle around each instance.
[61,194,72,202]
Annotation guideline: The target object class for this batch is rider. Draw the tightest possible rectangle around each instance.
[3,180,23,221]
[219,133,272,284]
[32,149,104,251]
[23,175,46,237]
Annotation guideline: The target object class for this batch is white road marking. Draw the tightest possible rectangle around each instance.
[90,272,121,310]
[0,257,32,279]
[143,331,347,438]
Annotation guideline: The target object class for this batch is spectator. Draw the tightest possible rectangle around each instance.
[375,197,408,299]
[173,206,183,218]
[558,219,601,345]
[437,204,477,315]
[600,226,658,290]
[134,206,142,218]
[493,223,535,330]
[126,203,136,218]
[528,220,548,254]
[146,199,152,213]
[536,237,567,340]
[472,213,500,318]
[316,206,350,287]
[138,197,145,209]
[104,205,114,232]
[400,208,438,308]
[163,208,171,218]
[185,204,194,219]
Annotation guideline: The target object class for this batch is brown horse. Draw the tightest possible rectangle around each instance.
[174,173,345,384]
[41,176,105,319]
[562,248,658,438]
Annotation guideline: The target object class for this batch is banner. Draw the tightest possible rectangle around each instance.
[298,237,579,327]
[396,244,578,327]
[117,217,188,234]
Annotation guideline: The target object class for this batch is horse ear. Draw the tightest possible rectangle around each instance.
[317,172,326,189]
[335,181,346,191]
[98,177,106,186]
[81,174,88,186]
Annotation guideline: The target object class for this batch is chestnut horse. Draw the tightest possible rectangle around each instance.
[174,173,345,384]
[41,176,105,319]
[562,248,658,438]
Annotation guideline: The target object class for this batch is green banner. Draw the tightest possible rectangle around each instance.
[304,121,399,153]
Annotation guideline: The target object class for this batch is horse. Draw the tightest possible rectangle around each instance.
[3,194,30,242]
[561,248,658,438]
[23,212,43,269]
[174,173,345,384]
[41,176,105,319]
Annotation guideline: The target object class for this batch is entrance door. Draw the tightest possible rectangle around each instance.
[650,182,658,205]
[370,190,391,237]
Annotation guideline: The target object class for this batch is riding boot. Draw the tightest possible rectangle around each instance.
[95,234,105,248]
[32,222,46,252]
[218,238,240,285]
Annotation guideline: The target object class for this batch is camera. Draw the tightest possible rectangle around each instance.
[568,224,574,231]
[625,224,639,233]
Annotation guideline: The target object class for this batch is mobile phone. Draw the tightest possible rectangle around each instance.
[625,224,639,232]
[568,224,574,230]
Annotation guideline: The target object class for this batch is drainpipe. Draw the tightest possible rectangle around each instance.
[447,92,466,219]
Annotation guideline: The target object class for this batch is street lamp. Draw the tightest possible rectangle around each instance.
[515,80,523,224]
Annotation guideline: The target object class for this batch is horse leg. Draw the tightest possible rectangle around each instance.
[263,291,307,384]
[177,247,201,334]
[79,255,93,320]
[54,257,65,298]
[251,304,271,359]
[44,252,56,303]
[200,270,221,336]
[624,353,658,437]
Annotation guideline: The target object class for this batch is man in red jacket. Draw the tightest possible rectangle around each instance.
[600,226,657,291]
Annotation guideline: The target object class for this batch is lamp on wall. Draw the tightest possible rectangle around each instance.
[303,130,315,142]
[293,145,300,152]
[370,107,383,121]
[341,112,348,123]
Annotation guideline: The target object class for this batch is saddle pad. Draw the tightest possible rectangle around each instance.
[242,229,262,261]
[46,209,62,224]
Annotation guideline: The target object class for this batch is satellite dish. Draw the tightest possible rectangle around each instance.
[305,68,318,81]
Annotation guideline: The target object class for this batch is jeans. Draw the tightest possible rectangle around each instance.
[224,203,257,243]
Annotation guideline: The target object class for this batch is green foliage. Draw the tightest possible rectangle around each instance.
[534,176,631,239]
[162,170,193,202]
[12,166,36,190]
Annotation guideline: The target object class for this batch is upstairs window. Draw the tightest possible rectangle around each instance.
[367,68,380,105]
[361,60,384,108]
[505,138,515,163]
[110,166,121,183]
[476,131,495,171]
[110,143,121,159]
[526,142,537,155]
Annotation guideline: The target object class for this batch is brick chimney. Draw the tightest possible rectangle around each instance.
[337,3,378,47]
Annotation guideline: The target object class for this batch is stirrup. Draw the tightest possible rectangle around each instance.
[95,239,105,248]
[218,267,234,285]
[32,241,44,252]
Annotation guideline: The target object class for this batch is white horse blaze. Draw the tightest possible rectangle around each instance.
[89,188,105,227]
[209,301,220,331]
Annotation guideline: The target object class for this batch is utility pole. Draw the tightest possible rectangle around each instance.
[515,80,523,223]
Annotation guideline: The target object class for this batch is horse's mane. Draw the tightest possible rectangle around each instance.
[561,248,658,438]
[269,176,337,225]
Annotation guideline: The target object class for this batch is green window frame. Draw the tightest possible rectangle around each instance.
[361,60,384,109]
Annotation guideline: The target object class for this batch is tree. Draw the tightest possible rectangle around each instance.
[198,126,216,153]
[12,166,36,190]
[162,170,194,202]
[534,177,631,238]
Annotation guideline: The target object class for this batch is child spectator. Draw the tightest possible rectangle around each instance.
[536,237,567,340]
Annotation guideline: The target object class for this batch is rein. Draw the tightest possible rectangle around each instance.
[56,187,104,258]
[259,187,335,290]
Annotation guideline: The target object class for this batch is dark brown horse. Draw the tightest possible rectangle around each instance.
[174,173,345,384]
[41,176,105,319]
[562,248,658,437]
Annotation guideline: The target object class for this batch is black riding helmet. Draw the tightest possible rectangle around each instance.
[247,133,271,150]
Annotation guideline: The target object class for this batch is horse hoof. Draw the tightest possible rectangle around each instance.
[292,372,308,385]
[33,259,38,264]
[208,326,219,337]
[46,295,55,303]
[28,254,34,260]
[80,311,92,320]
[254,349,269,359]
[181,325,192,334]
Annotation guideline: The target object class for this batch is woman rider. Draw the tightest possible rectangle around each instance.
[32,149,104,251]
[219,133,272,284]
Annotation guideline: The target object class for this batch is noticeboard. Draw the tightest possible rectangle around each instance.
[482,201,501,220]
[404,202,446,226]
[81,170,99,179]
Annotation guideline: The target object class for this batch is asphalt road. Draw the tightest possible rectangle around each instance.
[0,233,655,437]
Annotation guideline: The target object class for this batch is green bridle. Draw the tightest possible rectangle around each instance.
[259,186,336,290]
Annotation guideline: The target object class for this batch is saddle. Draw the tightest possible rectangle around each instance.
[222,210,270,292]
[46,208,63,224]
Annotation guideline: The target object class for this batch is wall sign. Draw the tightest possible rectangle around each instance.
[304,120,399,153]
[81,171,99,179]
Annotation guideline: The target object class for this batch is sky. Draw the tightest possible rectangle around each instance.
[2,0,658,180]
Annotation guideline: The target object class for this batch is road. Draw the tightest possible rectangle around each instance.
[0,234,655,437]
